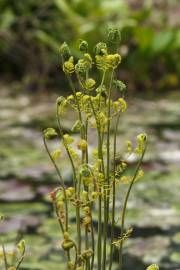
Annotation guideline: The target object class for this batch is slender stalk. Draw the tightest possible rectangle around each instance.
[53,200,64,233]
[56,109,77,186]
[98,71,106,108]
[1,243,8,270]
[85,118,89,164]
[89,94,106,270]
[90,102,103,270]
[84,119,90,258]
[119,146,147,270]
[90,205,95,270]
[56,109,79,264]
[96,130,103,270]
[103,69,114,270]
[73,242,78,268]
[109,112,120,270]
[44,137,70,263]
[89,98,105,173]
[67,75,85,139]
[106,68,115,219]
[76,173,81,266]
[43,137,69,232]
[16,247,26,270]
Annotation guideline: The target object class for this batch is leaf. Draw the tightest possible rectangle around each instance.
[151,30,174,54]
[172,30,180,50]
[134,27,154,53]
[53,0,83,25]
[0,9,15,31]
[34,30,59,52]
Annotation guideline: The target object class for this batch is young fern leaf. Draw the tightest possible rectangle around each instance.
[43,28,158,270]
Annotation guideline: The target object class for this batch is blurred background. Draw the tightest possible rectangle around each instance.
[0,0,180,269]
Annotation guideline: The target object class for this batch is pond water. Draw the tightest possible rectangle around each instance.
[0,87,180,270]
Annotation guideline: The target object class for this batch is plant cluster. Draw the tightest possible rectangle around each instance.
[0,27,160,270]
[42,29,159,270]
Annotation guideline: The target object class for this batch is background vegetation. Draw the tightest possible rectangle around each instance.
[0,0,179,93]
[0,1,180,270]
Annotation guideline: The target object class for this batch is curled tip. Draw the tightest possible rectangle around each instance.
[59,42,71,60]
[79,39,88,53]
[63,56,75,75]
[64,231,70,240]
[56,96,66,106]
[146,264,159,270]
[94,42,107,55]
[17,239,26,252]
[113,80,126,92]
[82,249,93,260]
[80,164,91,177]
[137,133,147,142]
[62,240,74,250]
[43,128,58,140]
[107,27,121,45]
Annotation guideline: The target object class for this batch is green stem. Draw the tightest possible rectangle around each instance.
[76,205,81,265]
[72,241,78,268]
[57,111,82,263]
[98,71,106,108]
[53,200,64,233]
[44,140,70,266]
[106,68,115,218]
[85,118,89,164]
[90,205,95,270]
[109,112,120,270]
[119,146,147,270]
[89,99,105,173]
[84,120,90,260]
[89,98,105,270]
[76,174,82,265]
[43,137,68,232]
[103,69,114,270]
[67,76,85,139]
[56,109,77,187]
[16,247,26,270]
[1,243,8,270]
[97,131,102,270]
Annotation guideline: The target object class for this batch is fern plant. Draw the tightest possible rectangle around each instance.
[0,28,159,270]
[43,28,159,270]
